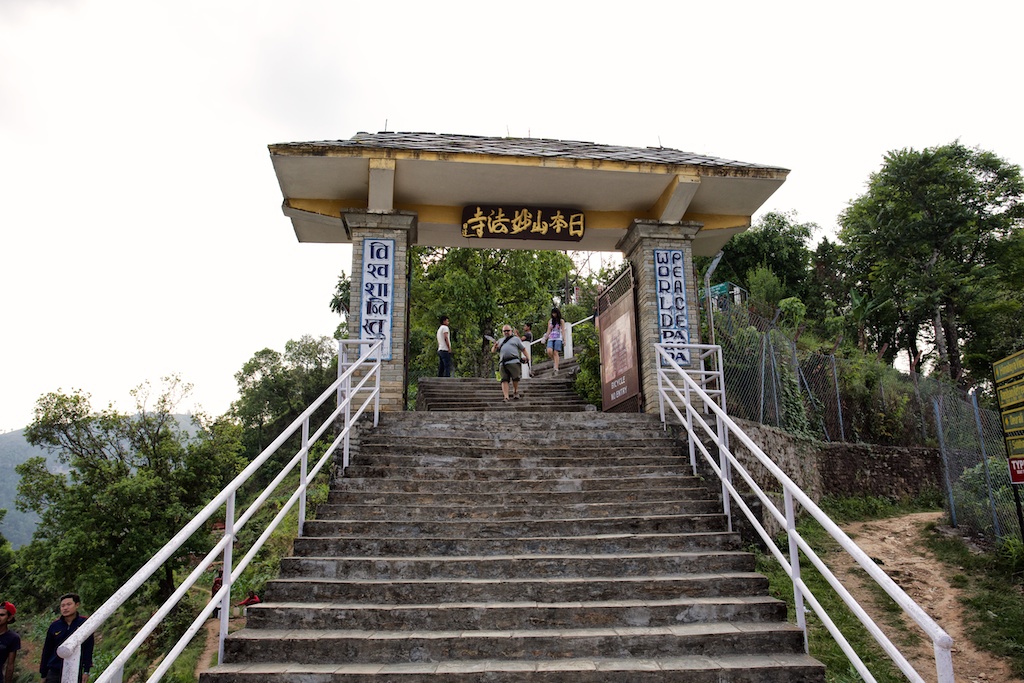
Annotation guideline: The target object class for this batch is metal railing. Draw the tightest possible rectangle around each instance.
[56,339,383,683]
[656,342,955,683]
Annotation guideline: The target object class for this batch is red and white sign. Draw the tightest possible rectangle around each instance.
[1010,456,1024,485]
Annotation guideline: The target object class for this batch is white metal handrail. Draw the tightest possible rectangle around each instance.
[655,342,954,683]
[57,339,383,683]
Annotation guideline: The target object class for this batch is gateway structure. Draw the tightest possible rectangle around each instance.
[269,132,788,410]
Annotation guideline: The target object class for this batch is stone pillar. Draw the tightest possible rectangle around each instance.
[617,219,702,413]
[343,211,417,411]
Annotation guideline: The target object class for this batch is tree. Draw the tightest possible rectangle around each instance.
[839,142,1024,384]
[16,376,245,606]
[408,247,575,379]
[329,271,351,339]
[710,210,816,299]
[231,335,337,460]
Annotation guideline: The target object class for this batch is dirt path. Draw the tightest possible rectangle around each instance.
[833,511,1021,683]
[195,617,245,676]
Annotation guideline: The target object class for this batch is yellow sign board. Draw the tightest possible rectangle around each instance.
[1004,406,1024,434]
[994,348,1024,385]
[997,377,1024,411]
[1008,435,1024,458]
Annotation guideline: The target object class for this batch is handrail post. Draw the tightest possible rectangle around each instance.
[934,639,955,682]
[343,347,353,469]
[299,418,309,537]
[373,344,381,426]
[785,488,809,652]
[218,490,235,664]
[564,321,574,359]
[60,649,81,683]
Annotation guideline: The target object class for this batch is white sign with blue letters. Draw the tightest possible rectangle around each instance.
[655,249,690,365]
[359,239,395,360]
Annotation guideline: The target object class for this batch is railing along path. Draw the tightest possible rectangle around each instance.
[656,342,954,683]
[55,340,383,683]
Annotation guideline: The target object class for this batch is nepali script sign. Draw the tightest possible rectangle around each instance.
[655,249,690,366]
[461,205,585,242]
[359,239,395,360]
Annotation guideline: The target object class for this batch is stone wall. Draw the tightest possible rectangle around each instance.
[721,419,943,537]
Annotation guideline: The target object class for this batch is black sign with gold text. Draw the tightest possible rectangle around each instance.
[461,205,585,241]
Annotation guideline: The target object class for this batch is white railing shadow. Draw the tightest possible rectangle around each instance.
[57,339,383,683]
[656,342,954,683]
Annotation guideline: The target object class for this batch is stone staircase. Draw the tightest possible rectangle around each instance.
[201,380,825,681]
[416,358,589,412]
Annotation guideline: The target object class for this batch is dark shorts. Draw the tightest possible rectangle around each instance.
[500,361,522,382]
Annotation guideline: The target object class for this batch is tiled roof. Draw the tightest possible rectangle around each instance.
[272,132,787,172]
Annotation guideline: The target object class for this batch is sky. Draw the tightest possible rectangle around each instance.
[1,0,1022,431]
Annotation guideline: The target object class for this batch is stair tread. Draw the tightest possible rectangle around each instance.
[211,652,822,675]
[250,595,783,610]
[227,621,804,639]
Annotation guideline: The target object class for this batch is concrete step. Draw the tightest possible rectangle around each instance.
[340,464,696,481]
[292,531,742,557]
[313,499,722,520]
[277,550,755,580]
[332,475,705,493]
[324,487,715,506]
[301,513,731,538]
[262,572,771,604]
[202,652,825,682]
[219,622,807,664]
[244,594,788,631]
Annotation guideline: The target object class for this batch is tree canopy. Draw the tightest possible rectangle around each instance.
[15,376,245,606]
[839,141,1024,383]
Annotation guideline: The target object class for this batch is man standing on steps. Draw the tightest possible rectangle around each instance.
[491,324,527,402]
[436,315,453,377]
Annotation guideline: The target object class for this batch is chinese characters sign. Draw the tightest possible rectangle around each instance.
[359,239,394,360]
[655,249,690,366]
[461,205,584,242]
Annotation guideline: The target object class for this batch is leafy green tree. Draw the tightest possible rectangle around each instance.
[408,247,575,379]
[840,142,1024,384]
[746,264,785,317]
[231,335,337,459]
[329,271,351,339]
[16,376,245,607]
[711,210,816,299]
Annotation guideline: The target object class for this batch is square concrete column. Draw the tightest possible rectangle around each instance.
[617,219,702,413]
[344,211,417,411]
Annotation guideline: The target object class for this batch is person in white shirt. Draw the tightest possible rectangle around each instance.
[436,315,453,377]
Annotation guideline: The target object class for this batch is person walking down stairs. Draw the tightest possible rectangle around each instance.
[491,324,527,401]
[543,307,564,375]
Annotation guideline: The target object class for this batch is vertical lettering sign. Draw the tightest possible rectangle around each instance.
[360,239,394,360]
[655,249,690,366]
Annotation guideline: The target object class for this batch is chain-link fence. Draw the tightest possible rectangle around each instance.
[708,297,1024,545]
[932,391,1024,543]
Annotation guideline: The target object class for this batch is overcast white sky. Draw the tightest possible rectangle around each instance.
[1,0,1021,431]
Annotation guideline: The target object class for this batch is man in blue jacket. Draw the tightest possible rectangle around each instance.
[39,593,94,683]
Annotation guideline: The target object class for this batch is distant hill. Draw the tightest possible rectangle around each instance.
[0,428,64,548]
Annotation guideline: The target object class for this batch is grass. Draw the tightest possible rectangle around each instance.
[921,528,1024,678]
[755,494,944,683]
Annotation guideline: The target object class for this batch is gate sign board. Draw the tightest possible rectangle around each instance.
[994,349,1024,385]
[997,377,1024,412]
[359,239,395,360]
[461,205,585,241]
[994,349,1024,486]
[1003,406,1024,434]
[655,249,690,366]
